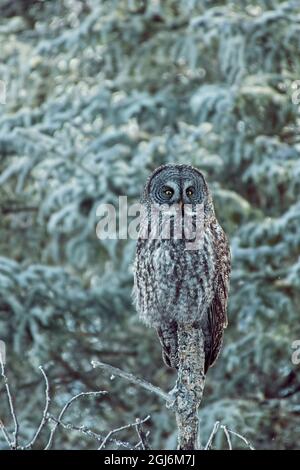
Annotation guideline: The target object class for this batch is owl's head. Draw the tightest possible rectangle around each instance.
[142,164,214,215]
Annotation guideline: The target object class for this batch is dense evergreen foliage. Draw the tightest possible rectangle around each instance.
[0,0,299,449]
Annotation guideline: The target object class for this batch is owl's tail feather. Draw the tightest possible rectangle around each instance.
[156,321,178,369]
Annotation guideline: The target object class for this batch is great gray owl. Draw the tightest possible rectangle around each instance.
[133,164,231,374]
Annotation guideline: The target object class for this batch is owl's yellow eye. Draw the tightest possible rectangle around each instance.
[186,187,194,197]
[163,187,174,197]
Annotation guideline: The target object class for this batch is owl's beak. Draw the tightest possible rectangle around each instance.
[179,200,184,214]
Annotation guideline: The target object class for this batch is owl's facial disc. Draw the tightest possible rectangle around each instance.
[149,166,205,206]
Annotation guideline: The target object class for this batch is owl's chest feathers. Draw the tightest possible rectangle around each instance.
[151,236,215,287]
[135,229,217,326]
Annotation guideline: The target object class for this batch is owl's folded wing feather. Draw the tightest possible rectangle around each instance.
[156,321,178,369]
[206,227,231,371]
[205,275,229,371]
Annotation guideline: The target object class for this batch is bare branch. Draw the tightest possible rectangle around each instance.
[135,430,151,449]
[0,418,12,448]
[204,421,254,450]
[0,357,19,449]
[98,415,150,450]
[91,360,170,403]
[226,427,255,450]
[47,415,135,450]
[45,390,107,450]
[25,366,51,449]
[204,421,220,450]
[135,418,151,450]
[0,357,254,451]
[221,424,233,450]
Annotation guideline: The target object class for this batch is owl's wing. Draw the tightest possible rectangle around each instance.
[206,226,231,371]
[156,321,178,369]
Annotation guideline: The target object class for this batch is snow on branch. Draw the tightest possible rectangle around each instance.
[0,355,149,450]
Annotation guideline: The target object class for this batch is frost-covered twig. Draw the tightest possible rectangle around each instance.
[221,424,233,450]
[0,356,19,449]
[45,390,107,450]
[25,366,51,449]
[98,415,150,450]
[0,358,151,450]
[47,416,135,450]
[92,345,206,451]
[225,427,255,450]
[135,418,151,450]
[204,421,220,450]
[91,360,170,403]
[0,419,12,448]
[204,421,254,450]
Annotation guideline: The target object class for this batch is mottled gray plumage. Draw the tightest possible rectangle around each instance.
[133,164,231,373]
